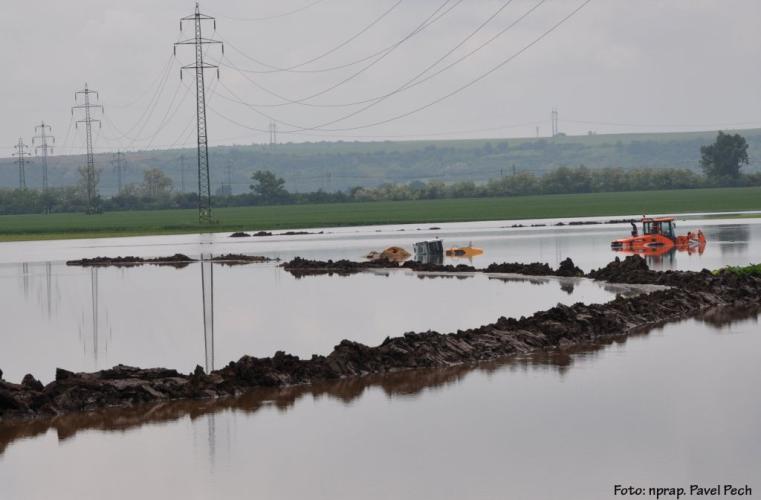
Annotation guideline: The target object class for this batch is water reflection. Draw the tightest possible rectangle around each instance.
[712,224,750,255]
[3,304,758,459]
[201,255,215,373]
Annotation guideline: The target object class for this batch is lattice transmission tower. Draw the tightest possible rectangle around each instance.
[72,84,104,213]
[112,151,126,194]
[12,138,31,190]
[175,3,223,223]
[32,122,55,193]
[551,107,559,137]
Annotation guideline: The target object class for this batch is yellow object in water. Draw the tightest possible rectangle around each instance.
[445,244,484,257]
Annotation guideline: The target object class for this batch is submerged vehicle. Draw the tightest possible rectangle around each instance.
[445,243,484,257]
[611,217,706,254]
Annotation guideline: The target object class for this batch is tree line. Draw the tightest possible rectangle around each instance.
[0,132,755,215]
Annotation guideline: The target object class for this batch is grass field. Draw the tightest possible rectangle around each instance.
[1,186,760,242]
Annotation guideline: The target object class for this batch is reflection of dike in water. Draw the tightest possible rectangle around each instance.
[4,305,759,457]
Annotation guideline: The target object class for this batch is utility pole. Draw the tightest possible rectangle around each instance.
[112,151,126,194]
[32,122,55,193]
[12,138,31,190]
[551,107,559,137]
[175,3,223,224]
[72,84,104,213]
[179,154,186,193]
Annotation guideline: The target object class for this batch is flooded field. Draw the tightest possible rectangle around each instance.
[1,215,759,499]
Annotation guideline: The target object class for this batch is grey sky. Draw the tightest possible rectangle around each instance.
[1,0,760,158]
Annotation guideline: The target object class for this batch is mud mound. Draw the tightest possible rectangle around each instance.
[210,254,276,266]
[556,258,584,277]
[66,254,195,268]
[5,256,761,422]
[483,262,554,276]
[281,257,583,278]
[282,257,399,277]
[3,266,760,421]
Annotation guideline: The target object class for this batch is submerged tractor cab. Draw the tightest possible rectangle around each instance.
[611,216,705,254]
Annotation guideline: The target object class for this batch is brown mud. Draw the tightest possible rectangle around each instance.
[281,256,584,277]
[2,256,760,422]
[66,254,196,268]
[2,302,758,452]
[66,253,274,268]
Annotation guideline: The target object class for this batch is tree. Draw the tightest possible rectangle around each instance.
[250,170,289,203]
[142,168,173,198]
[700,131,749,180]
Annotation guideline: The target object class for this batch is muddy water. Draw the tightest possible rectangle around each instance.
[1,314,759,500]
[0,216,759,272]
[0,261,628,382]
[1,216,760,499]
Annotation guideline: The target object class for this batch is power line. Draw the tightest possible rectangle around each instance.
[72,83,104,213]
[209,0,328,22]
[144,81,194,149]
[304,0,594,132]
[107,55,175,110]
[218,0,462,75]
[291,0,548,127]
[215,0,462,108]
[211,0,591,134]
[237,0,404,73]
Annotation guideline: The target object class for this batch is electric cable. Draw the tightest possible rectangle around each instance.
[209,0,328,22]
[215,0,532,109]
[219,0,462,75]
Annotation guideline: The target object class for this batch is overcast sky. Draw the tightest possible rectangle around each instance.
[1,0,760,158]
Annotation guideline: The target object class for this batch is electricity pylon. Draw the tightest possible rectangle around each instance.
[32,122,55,193]
[12,138,31,190]
[112,151,126,194]
[72,84,104,213]
[174,3,224,224]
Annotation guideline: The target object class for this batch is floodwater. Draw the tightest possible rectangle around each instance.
[1,215,760,499]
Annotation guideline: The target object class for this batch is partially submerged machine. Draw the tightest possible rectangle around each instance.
[445,243,484,258]
[611,217,706,255]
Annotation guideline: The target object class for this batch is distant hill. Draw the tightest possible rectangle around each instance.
[2,128,760,196]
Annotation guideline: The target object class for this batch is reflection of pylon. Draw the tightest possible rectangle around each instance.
[91,267,99,364]
[45,262,53,319]
[201,255,215,372]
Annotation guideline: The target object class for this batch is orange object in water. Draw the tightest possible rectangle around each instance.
[445,243,484,257]
[611,217,706,254]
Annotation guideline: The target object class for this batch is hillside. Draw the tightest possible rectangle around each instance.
[2,128,760,196]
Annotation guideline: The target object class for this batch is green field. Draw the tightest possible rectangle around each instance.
[1,186,760,242]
